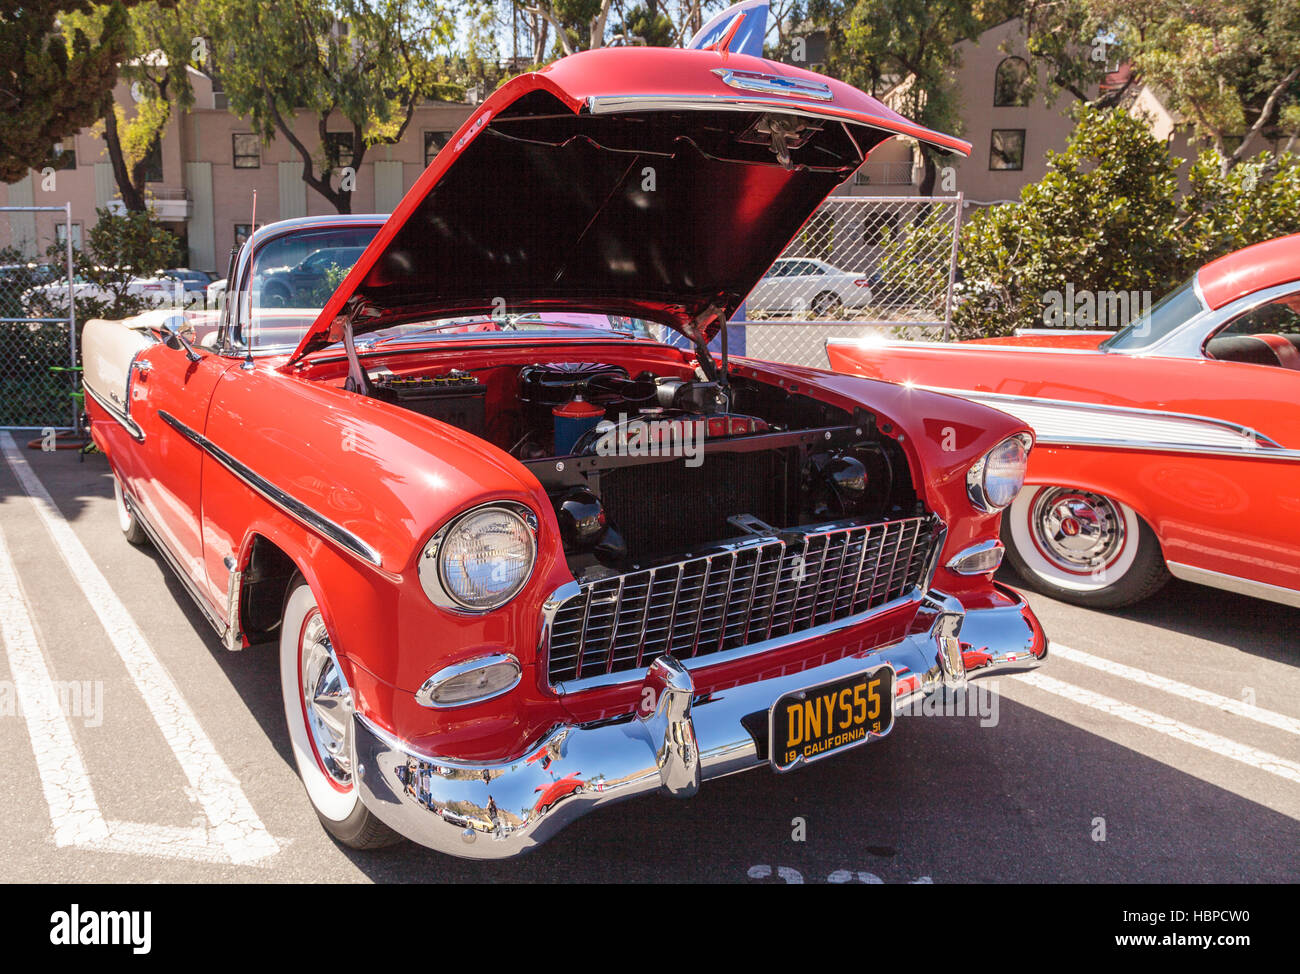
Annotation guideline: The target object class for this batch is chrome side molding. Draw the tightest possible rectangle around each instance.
[1167,561,1300,609]
[157,410,383,568]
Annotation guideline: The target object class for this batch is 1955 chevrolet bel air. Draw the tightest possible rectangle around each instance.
[80,37,1046,858]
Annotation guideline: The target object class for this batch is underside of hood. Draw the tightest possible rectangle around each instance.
[290,48,970,362]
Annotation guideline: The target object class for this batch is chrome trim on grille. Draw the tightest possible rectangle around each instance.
[542,514,942,691]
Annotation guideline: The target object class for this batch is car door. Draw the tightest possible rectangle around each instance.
[124,334,238,612]
[748,259,788,311]
[1181,288,1300,593]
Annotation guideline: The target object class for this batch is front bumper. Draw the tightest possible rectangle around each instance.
[353,585,1046,859]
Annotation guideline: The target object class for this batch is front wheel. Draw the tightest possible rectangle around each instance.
[1002,485,1169,608]
[279,578,400,849]
[812,290,843,317]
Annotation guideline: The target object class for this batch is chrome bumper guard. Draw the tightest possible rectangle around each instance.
[353,587,1046,860]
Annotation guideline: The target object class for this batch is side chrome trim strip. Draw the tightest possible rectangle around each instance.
[911,385,1300,461]
[82,381,144,442]
[157,410,383,568]
[916,386,1280,442]
[1166,561,1300,609]
[824,337,1104,355]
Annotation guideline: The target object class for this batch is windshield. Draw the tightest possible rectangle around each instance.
[232,225,379,349]
[354,312,655,348]
[1100,277,1206,351]
[229,225,658,350]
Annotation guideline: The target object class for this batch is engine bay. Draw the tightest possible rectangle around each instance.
[349,353,922,579]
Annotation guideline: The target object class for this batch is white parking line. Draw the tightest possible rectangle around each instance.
[0,527,110,847]
[1011,672,1300,785]
[0,433,280,865]
[1050,643,1300,736]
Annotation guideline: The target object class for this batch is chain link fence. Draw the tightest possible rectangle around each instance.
[0,205,78,429]
[734,195,963,368]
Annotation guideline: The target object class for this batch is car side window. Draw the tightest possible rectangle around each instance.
[1204,290,1300,369]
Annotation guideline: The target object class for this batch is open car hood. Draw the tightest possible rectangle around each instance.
[288,45,969,363]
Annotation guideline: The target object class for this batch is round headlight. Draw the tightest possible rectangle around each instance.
[968,434,1030,511]
[420,504,537,611]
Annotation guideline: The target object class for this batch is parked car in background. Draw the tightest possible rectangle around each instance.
[81,40,1049,859]
[206,277,226,310]
[258,246,367,307]
[746,257,874,317]
[162,268,214,303]
[23,270,198,315]
[827,233,1300,610]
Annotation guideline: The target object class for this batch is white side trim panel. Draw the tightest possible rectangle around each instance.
[918,386,1299,460]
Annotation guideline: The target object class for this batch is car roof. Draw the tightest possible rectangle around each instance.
[1197,233,1300,310]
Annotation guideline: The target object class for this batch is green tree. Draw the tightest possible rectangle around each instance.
[27,207,181,320]
[953,105,1181,337]
[1023,1,1300,172]
[60,1,197,210]
[197,0,464,213]
[0,1,146,183]
[805,0,1010,193]
[953,105,1300,337]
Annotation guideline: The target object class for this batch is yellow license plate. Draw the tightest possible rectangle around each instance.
[769,666,894,772]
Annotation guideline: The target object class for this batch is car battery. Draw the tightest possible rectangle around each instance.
[371,370,487,437]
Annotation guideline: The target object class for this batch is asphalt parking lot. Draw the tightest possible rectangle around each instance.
[0,437,1296,884]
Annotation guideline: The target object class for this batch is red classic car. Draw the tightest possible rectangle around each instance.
[81,41,1046,858]
[827,234,1300,610]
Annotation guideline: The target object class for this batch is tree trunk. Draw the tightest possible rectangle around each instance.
[102,109,147,212]
[918,150,938,196]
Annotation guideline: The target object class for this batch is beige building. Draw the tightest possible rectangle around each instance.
[6,20,1280,268]
[0,68,475,274]
[834,19,1083,204]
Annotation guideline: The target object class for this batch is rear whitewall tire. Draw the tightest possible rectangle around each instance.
[112,474,149,546]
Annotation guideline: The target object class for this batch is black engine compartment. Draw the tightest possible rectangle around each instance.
[363,357,922,577]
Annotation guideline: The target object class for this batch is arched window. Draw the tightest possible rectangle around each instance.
[994,57,1031,107]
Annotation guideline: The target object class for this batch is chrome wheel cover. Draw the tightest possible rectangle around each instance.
[1029,487,1126,574]
[299,612,353,788]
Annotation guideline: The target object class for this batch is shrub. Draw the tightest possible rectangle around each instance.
[952,105,1300,338]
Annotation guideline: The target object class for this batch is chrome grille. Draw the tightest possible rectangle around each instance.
[544,515,939,688]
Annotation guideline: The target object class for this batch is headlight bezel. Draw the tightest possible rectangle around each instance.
[419,501,539,613]
[967,433,1032,512]
[415,653,523,708]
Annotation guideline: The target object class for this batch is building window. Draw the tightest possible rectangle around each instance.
[325,132,354,169]
[52,141,76,170]
[55,223,82,249]
[234,223,260,248]
[424,130,451,167]
[233,134,260,169]
[994,57,1031,107]
[141,141,163,182]
[989,129,1026,170]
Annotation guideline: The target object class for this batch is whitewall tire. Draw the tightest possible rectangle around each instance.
[1003,485,1169,608]
[113,474,149,546]
[279,578,399,848]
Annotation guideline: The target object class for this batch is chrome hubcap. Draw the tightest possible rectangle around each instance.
[1030,488,1125,574]
[300,612,353,787]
